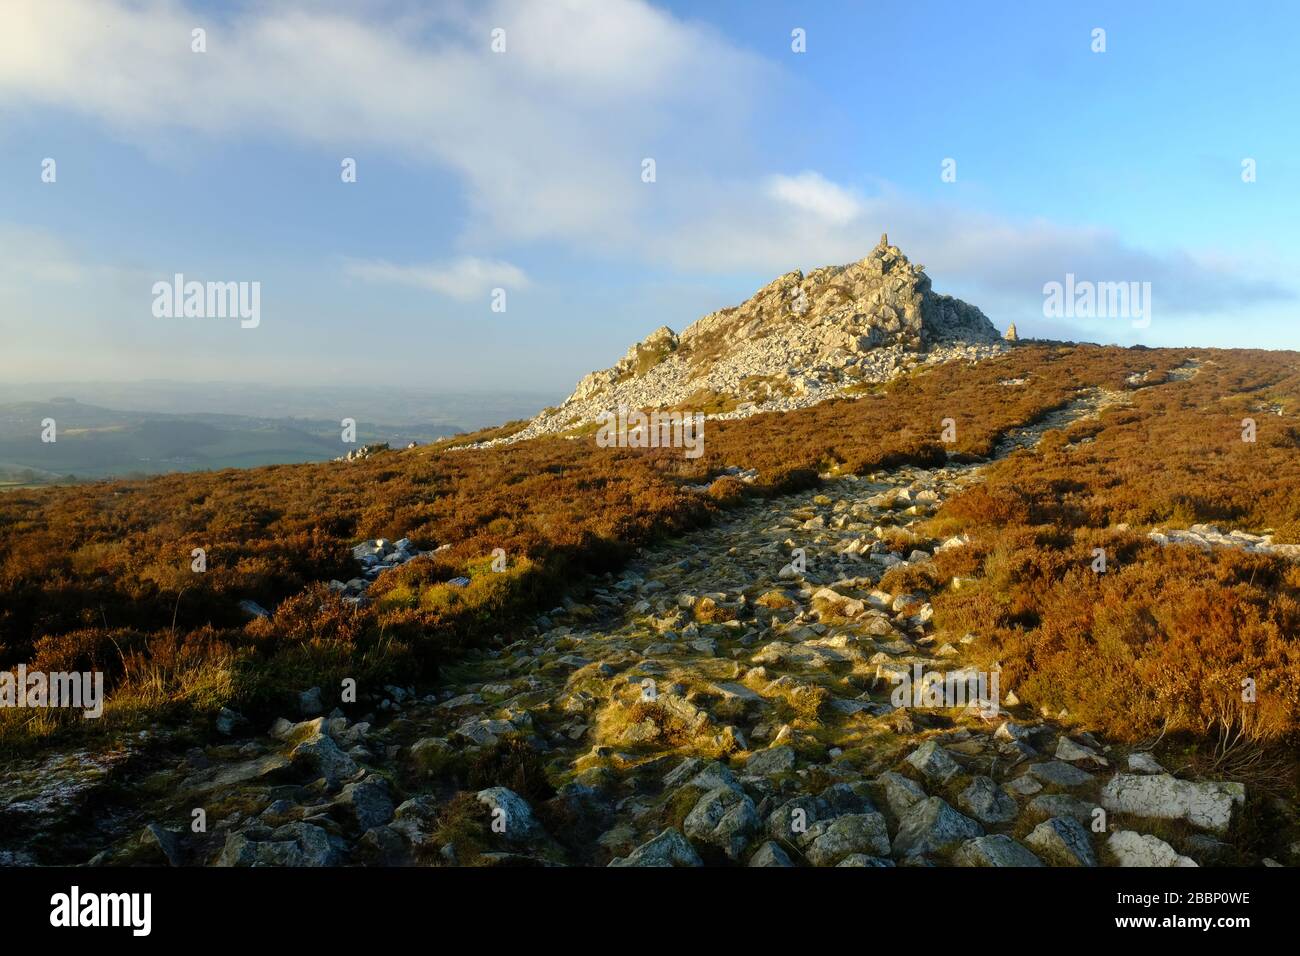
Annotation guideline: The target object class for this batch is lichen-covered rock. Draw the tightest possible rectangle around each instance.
[1100,773,1244,834]
[767,795,823,842]
[609,828,703,867]
[905,740,962,785]
[894,797,983,858]
[216,823,346,867]
[1026,794,1096,823]
[957,776,1018,825]
[1026,760,1094,788]
[334,777,396,830]
[289,732,358,786]
[953,834,1043,867]
[138,823,184,866]
[875,771,927,817]
[748,841,794,867]
[475,787,541,840]
[1025,816,1097,867]
[745,746,796,776]
[801,812,891,866]
[836,854,896,867]
[683,786,759,860]
[1107,830,1198,867]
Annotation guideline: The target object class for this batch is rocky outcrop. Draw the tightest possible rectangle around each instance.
[573,325,680,402]
[335,442,389,463]
[475,236,1005,448]
[332,536,432,605]
[1148,524,1300,561]
[671,233,998,358]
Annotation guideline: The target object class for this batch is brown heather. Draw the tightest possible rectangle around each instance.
[1,344,1297,756]
[928,349,1300,748]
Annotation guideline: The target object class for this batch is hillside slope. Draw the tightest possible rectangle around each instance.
[2,344,1298,868]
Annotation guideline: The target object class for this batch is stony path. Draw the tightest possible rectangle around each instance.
[1,388,1288,868]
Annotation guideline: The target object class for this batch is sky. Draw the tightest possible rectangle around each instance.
[1,0,1297,394]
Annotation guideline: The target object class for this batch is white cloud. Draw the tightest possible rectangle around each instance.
[344,256,528,300]
[0,0,1289,338]
[646,176,1292,320]
[0,0,770,250]
[766,172,863,225]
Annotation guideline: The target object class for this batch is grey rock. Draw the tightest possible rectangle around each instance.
[745,745,797,776]
[905,740,962,785]
[894,797,983,858]
[957,776,1018,825]
[500,237,1003,448]
[1107,830,1197,867]
[1055,736,1101,762]
[1027,760,1094,788]
[238,599,270,619]
[409,736,452,771]
[953,834,1044,867]
[683,786,759,860]
[803,812,890,866]
[289,733,358,786]
[139,823,184,866]
[216,822,344,867]
[215,707,244,736]
[1126,752,1166,774]
[875,770,927,817]
[748,841,794,867]
[836,854,896,867]
[1099,773,1244,834]
[475,787,541,840]
[1025,816,1097,867]
[819,781,876,816]
[1027,794,1097,823]
[994,721,1035,742]
[334,776,395,830]
[609,828,703,867]
[685,761,740,794]
[768,795,823,842]
[454,718,516,747]
[1004,775,1043,796]
[1183,834,1233,864]
[356,825,410,865]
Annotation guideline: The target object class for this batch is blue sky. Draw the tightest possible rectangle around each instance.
[1,0,1296,393]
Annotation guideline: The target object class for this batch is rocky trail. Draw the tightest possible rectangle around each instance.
[2,387,1289,868]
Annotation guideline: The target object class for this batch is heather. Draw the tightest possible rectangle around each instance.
[2,344,1297,760]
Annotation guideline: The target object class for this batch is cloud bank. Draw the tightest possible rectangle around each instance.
[1,0,1291,325]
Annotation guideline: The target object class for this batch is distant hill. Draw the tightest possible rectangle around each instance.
[0,398,463,482]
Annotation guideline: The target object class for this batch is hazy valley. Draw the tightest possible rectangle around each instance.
[0,387,555,485]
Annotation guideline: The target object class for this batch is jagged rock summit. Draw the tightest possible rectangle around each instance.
[486,236,1007,446]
